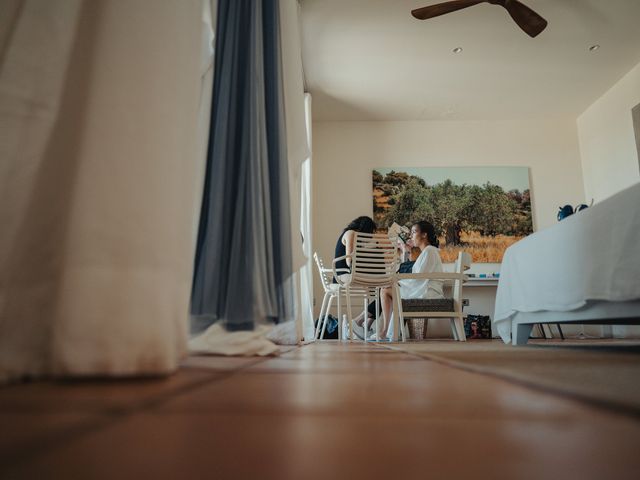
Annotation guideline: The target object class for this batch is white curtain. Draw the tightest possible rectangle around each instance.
[0,0,211,381]
[299,94,315,340]
[280,0,310,275]
[279,0,312,341]
[192,0,217,250]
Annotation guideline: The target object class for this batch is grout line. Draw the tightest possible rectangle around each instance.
[110,407,571,423]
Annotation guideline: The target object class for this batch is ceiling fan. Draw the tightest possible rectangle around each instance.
[411,0,548,38]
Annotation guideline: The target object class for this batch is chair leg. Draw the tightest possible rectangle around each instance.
[454,317,466,342]
[378,291,383,333]
[450,319,458,341]
[393,294,400,341]
[315,293,330,340]
[393,284,404,342]
[345,286,354,341]
[320,295,334,340]
[373,289,379,342]
[337,293,342,340]
[362,294,369,342]
[363,295,369,338]
[557,323,565,340]
[375,287,385,341]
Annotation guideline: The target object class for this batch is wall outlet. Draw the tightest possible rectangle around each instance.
[462,298,470,306]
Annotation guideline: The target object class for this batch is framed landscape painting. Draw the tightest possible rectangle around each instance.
[373,166,533,263]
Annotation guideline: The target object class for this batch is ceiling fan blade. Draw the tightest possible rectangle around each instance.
[411,0,486,20]
[499,0,548,37]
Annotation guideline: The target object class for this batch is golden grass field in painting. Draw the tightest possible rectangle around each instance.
[438,230,523,263]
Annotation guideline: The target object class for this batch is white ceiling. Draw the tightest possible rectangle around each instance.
[300,0,640,122]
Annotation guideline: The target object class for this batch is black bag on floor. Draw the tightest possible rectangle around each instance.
[314,314,339,339]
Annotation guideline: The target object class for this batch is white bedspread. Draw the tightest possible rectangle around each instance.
[494,182,640,343]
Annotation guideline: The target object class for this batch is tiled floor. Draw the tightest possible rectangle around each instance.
[2,341,640,479]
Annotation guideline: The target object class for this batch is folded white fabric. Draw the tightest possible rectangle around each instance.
[188,323,280,356]
[265,321,299,345]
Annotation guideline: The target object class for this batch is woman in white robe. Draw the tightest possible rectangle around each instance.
[377,221,444,340]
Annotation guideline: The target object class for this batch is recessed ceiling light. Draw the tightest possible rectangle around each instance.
[452,47,463,53]
[589,44,600,52]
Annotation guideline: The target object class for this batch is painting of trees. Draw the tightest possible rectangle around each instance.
[373,168,533,262]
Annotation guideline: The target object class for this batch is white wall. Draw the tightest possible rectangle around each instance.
[312,118,584,264]
[577,61,640,202]
[311,118,585,335]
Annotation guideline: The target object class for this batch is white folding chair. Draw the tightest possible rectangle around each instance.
[313,253,372,340]
[393,251,472,342]
[337,232,398,341]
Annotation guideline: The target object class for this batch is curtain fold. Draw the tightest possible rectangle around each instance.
[0,0,208,381]
[280,0,312,342]
[191,0,297,331]
[0,0,85,381]
[299,93,315,340]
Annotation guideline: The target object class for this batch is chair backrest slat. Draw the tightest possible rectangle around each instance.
[350,232,398,287]
[314,252,333,293]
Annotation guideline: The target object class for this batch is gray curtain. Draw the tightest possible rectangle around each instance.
[191,0,294,332]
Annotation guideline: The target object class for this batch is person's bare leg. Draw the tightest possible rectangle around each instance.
[379,287,394,337]
[354,302,376,328]
[352,310,366,326]
[351,304,374,340]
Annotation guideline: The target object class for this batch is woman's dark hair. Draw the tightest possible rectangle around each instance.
[413,220,439,248]
[344,216,376,234]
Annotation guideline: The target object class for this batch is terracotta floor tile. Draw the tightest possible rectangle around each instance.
[4,342,640,478]
[273,343,396,354]
[180,355,265,371]
[245,356,427,373]
[249,348,426,373]
[297,340,394,348]
[0,369,219,414]
[282,348,412,358]
[6,412,640,480]
[0,412,105,468]
[157,368,586,421]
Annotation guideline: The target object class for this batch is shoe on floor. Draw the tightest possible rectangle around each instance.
[366,331,388,342]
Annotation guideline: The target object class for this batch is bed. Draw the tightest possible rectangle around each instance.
[494,181,640,345]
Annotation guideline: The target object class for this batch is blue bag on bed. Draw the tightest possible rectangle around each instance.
[557,205,574,221]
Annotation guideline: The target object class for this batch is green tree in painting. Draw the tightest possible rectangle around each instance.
[459,184,484,233]
[384,178,433,227]
[427,179,470,245]
[507,188,533,236]
[383,170,411,186]
[469,183,516,236]
[372,170,533,248]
